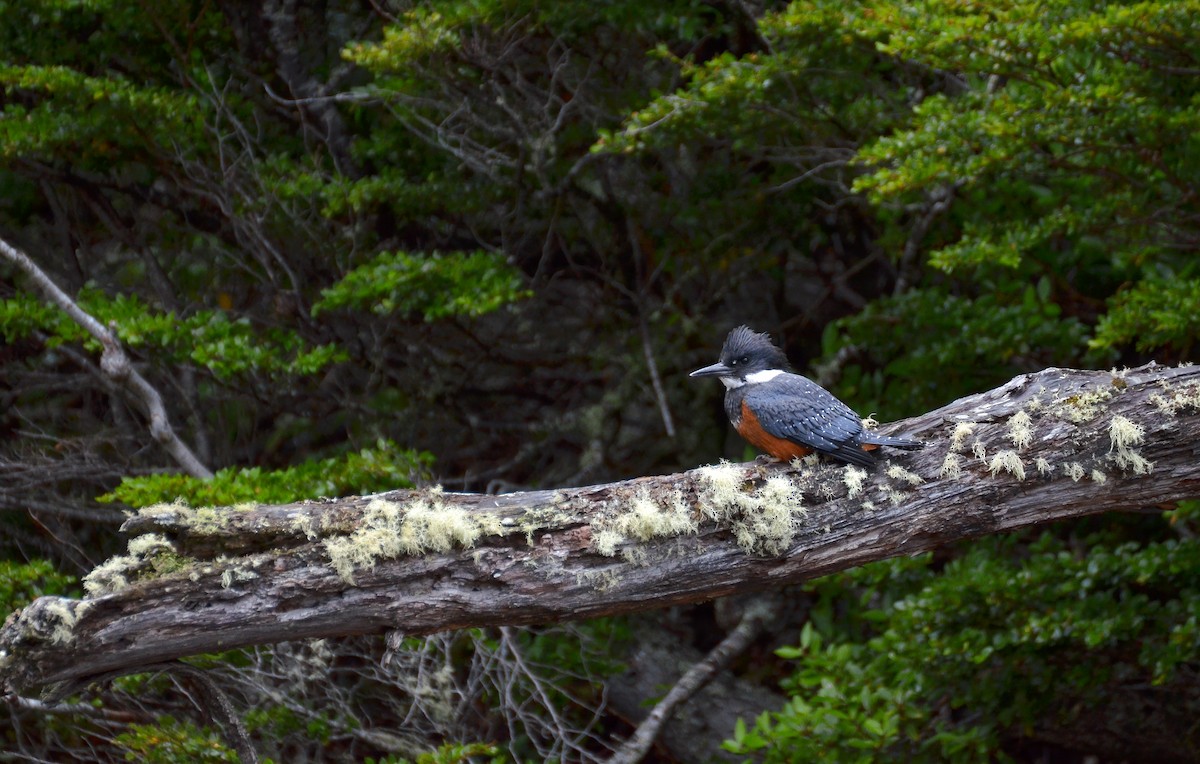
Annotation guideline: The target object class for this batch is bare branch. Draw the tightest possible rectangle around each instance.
[0,236,213,479]
[2,363,1198,696]
[608,596,777,764]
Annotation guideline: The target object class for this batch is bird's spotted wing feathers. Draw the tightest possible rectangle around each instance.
[742,374,877,467]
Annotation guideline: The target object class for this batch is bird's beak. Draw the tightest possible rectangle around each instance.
[690,361,731,378]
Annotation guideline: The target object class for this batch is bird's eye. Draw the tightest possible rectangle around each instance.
[739,356,749,365]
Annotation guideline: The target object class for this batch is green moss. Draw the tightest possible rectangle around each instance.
[82,534,198,596]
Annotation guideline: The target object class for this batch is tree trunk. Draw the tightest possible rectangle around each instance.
[3,363,1198,696]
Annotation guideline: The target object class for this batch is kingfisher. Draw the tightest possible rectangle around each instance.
[691,326,923,467]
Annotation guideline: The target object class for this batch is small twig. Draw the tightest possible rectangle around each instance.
[639,313,676,438]
[5,693,147,724]
[0,236,213,478]
[166,662,259,764]
[607,598,778,764]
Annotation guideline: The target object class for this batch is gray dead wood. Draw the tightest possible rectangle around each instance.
[2,363,1199,697]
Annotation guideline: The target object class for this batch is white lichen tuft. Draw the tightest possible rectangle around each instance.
[126,533,174,558]
[1149,382,1200,416]
[291,513,320,540]
[843,466,869,498]
[987,450,1026,480]
[591,489,698,558]
[1008,411,1033,450]
[940,453,963,479]
[1064,462,1086,481]
[221,566,260,589]
[950,422,977,451]
[43,598,81,645]
[592,529,625,557]
[695,460,748,521]
[1109,414,1144,451]
[324,489,491,584]
[83,533,180,597]
[861,415,880,430]
[695,464,806,554]
[1054,386,1113,423]
[1091,469,1108,485]
[886,464,924,486]
[740,476,807,554]
[1035,457,1054,476]
[1108,414,1154,475]
[972,441,987,461]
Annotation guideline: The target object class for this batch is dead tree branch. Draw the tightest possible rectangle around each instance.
[3,363,1199,697]
[0,236,213,479]
[607,596,777,764]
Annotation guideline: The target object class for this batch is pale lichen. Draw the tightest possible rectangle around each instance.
[1035,457,1054,477]
[972,441,987,461]
[886,464,924,486]
[1091,469,1108,485]
[1008,411,1033,450]
[695,462,806,554]
[950,422,977,451]
[843,466,869,498]
[221,566,260,589]
[43,598,83,645]
[591,489,698,558]
[1108,414,1153,475]
[940,453,963,479]
[987,450,1026,480]
[1149,382,1200,416]
[83,533,187,597]
[1054,386,1113,423]
[592,528,625,558]
[324,488,499,584]
[1064,462,1086,482]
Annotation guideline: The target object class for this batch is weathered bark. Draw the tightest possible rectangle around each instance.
[3,363,1199,697]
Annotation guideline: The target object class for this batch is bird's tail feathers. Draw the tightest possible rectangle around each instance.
[861,432,923,450]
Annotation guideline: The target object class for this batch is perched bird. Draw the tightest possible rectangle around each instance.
[690,326,922,467]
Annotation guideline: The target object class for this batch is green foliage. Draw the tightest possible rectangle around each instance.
[849,0,1199,278]
[244,705,334,746]
[729,532,1200,759]
[100,439,433,507]
[819,281,1091,418]
[1092,278,1200,354]
[366,741,506,764]
[113,717,239,764]
[725,622,949,762]
[5,0,1200,760]
[0,289,345,380]
[0,559,76,615]
[313,251,529,321]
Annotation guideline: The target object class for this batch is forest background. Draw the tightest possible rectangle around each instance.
[2,0,1199,761]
